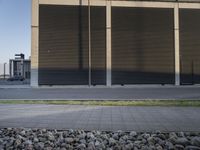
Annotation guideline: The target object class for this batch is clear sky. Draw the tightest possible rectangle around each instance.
[0,0,31,72]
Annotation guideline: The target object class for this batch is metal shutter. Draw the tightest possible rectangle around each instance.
[112,7,175,85]
[39,5,89,85]
[180,9,200,85]
[91,7,106,85]
[39,5,106,85]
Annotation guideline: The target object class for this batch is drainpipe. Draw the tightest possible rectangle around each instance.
[88,0,91,86]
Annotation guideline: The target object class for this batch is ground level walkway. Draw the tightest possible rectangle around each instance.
[0,86,200,100]
[0,104,199,132]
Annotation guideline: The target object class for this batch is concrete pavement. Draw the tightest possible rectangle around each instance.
[0,104,199,132]
[0,86,200,100]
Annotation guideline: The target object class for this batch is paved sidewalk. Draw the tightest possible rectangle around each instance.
[0,104,199,132]
[0,86,200,100]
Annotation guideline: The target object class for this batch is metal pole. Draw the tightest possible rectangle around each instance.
[88,0,91,86]
[4,63,6,80]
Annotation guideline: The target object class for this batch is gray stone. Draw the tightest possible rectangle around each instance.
[20,130,26,136]
[113,145,121,150]
[78,133,86,139]
[80,139,86,144]
[175,137,190,146]
[191,137,200,147]
[177,132,185,137]
[124,143,134,150]
[88,142,95,150]
[169,136,177,144]
[141,145,151,150]
[66,144,73,150]
[61,142,66,147]
[33,137,39,143]
[143,133,150,139]
[185,146,200,150]
[134,140,142,145]
[113,133,119,140]
[39,137,46,142]
[26,144,34,150]
[130,131,137,137]
[16,134,26,141]
[165,141,174,150]
[169,132,177,139]
[41,129,47,133]
[35,142,44,150]
[155,130,161,134]
[44,147,53,150]
[63,131,69,138]
[95,140,101,147]
[109,138,116,146]
[101,134,108,140]
[1,128,200,150]
[14,139,21,147]
[147,137,156,145]
[175,144,185,150]
[156,145,163,150]
[87,132,95,140]
[0,139,3,145]
[77,143,86,150]
[25,140,32,145]
[69,129,74,134]
[47,132,55,141]
[65,137,74,144]
[157,134,166,140]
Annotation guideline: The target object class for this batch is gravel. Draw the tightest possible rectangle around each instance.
[0,128,200,150]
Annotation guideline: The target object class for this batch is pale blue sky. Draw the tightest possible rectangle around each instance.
[0,0,31,65]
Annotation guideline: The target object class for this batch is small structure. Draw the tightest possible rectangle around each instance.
[9,54,31,79]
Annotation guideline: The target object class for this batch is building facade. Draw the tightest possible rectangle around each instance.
[31,0,200,87]
[9,59,31,79]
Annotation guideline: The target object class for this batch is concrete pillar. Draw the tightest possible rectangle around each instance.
[31,0,39,87]
[174,3,180,85]
[106,1,112,86]
[9,60,12,77]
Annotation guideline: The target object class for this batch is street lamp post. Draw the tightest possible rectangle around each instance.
[4,63,7,80]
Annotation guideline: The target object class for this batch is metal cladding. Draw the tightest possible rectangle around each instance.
[112,7,175,84]
[31,0,200,86]
[39,5,106,85]
[180,9,200,85]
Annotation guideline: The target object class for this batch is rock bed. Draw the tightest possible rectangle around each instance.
[0,128,200,150]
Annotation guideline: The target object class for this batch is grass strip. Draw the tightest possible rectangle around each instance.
[0,100,200,107]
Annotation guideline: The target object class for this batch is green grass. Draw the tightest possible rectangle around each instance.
[0,100,200,107]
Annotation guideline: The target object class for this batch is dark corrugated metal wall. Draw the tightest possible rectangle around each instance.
[39,5,106,85]
[91,7,106,85]
[112,7,175,84]
[180,9,200,84]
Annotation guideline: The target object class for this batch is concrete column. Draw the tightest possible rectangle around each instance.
[174,3,180,86]
[9,60,12,77]
[106,1,112,86]
[31,0,39,87]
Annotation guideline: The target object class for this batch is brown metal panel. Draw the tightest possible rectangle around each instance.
[112,7,175,84]
[39,5,89,85]
[180,9,200,84]
[91,7,106,85]
[39,5,106,85]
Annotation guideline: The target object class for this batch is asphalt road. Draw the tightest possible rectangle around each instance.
[0,104,199,132]
[0,86,200,100]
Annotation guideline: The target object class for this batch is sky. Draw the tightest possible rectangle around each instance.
[0,0,31,74]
